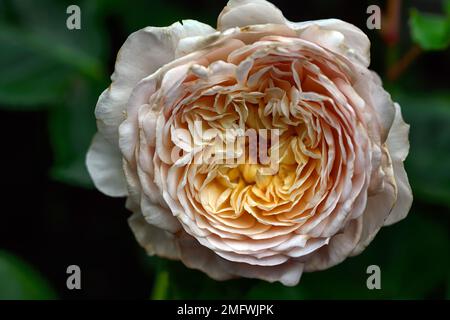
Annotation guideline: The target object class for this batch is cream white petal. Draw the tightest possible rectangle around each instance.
[177,233,234,281]
[229,260,304,286]
[217,0,285,31]
[384,162,412,226]
[385,103,410,162]
[384,103,413,225]
[95,20,215,147]
[305,218,362,271]
[140,195,182,233]
[351,193,394,256]
[353,69,396,143]
[86,133,127,197]
[118,77,157,163]
[287,18,371,67]
[128,212,180,260]
[352,152,397,255]
[177,233,304,286]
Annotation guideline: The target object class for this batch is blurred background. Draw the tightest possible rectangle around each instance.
[0,0,449,299]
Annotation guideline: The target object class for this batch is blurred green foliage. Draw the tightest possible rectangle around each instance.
[0,0,449,300]
[0,251,57,299]
[0,0,106,188]
[410,0,450,50]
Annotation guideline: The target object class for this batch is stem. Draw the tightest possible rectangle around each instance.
[381,0,402,46]
[151,271,170,300]
[387,45,422,81]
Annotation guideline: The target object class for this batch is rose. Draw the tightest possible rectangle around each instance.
[86,0,412,286]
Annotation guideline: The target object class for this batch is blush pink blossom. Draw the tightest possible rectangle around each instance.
[86,0,412,286]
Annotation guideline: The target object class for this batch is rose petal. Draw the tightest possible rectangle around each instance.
[95,20,215,146]
[86,133,127,197]
[288,18,371,67]
[177,232,304,286]
[128,212,180,260]
[385,103,410,162]
[140,195,181,233]
[352,149,397,255]
[305,218,362,271]
[384,103,413,225]
[217,0,285,31]
[353,70,396,143]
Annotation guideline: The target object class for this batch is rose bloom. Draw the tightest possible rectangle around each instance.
[86,0,412,286]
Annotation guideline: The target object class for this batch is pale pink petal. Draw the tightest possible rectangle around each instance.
[353,69,396,143]
[305,218,362,271]
[385,103,410,162]
[177,233,304,286]
[128,212,180,260]
[352,151,397,255]
[95,20,215,146]
[288,18,371,67]
[140,195,182,233]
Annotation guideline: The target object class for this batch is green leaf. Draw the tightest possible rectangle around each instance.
[0,251,57,300]
[410,8,450,51]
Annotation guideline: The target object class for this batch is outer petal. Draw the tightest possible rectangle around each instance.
[353,70,396,143]
[140,195,181,233]
[128,212,180,260]
[384,103,413,225]
[217,0,285,31]
[86,133,127,197]
[305,218,362,271]
[288,18,371,67]
[88,20,215,197]
[351,146,399,255]
[95,20,216,146]
[351,175,396,255]
[176,233,304,286]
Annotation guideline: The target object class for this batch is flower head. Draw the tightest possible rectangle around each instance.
[86,0,412,286]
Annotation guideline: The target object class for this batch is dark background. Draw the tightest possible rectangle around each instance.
[0,0,449,299]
